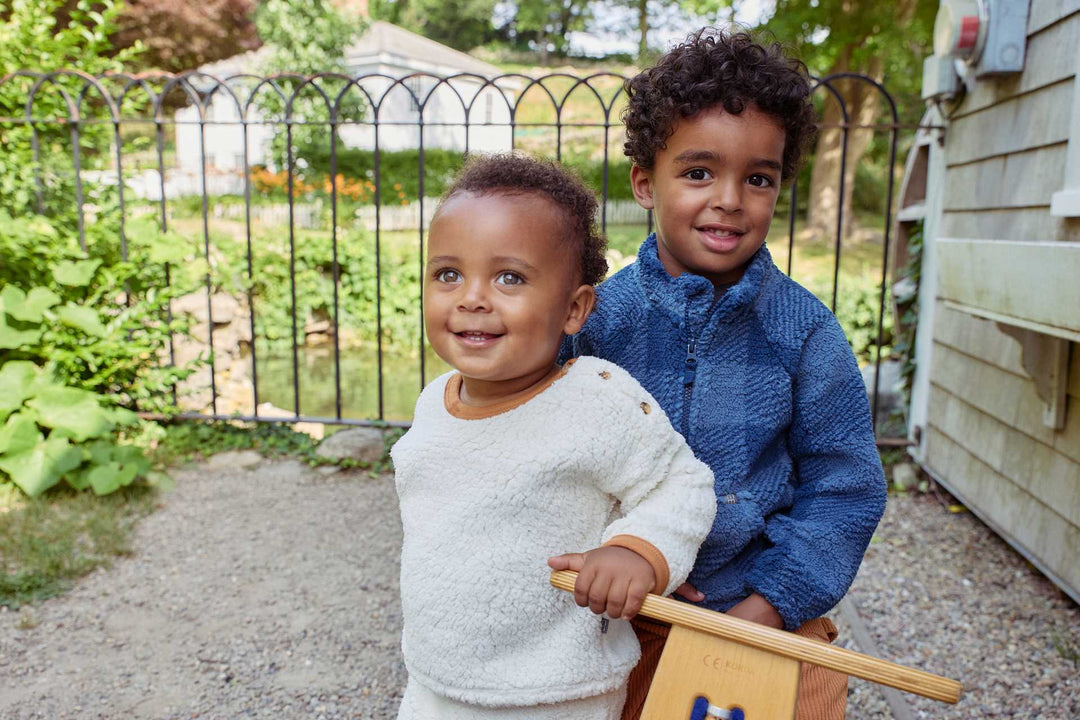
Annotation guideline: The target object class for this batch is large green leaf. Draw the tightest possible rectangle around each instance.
[0,286,61,323]
[51,259,102,287]
[57,304,107,336]
[0,436,83,497]
[147,233,189,264]
[26,387,114,441]
[0,361,41,419]
[0,413,41,455]
[0,315,43,350]
[87,461,138,495]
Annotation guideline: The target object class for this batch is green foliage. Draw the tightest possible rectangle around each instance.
[153,420,402,473]
[752,0,936,125]
[398,0,498,52]
[0,483,156,607]
[0,3,184,498]
[300,147,468,204]
[253,0,367,170]
[0,0,142,219]
[891,220,923,424]
[835,277,894,366]
[196,222,422,353]
[261,147,636,205]
[505,0,594,58]
[0,361,150,496]
[0,211,196,409]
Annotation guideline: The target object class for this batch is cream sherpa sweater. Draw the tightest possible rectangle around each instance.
[391,356,716,707]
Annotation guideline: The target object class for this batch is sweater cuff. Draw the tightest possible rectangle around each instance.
[602,534,670,595]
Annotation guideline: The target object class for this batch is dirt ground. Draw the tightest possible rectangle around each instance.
[1,455,1077,719]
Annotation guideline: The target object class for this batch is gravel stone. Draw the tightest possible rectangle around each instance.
[0,461,1076,718]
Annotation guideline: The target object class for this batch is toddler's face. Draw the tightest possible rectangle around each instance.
[631,103,785,285]
[423,192,592,400]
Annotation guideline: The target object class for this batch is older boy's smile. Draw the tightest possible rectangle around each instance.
[631,104,786,286]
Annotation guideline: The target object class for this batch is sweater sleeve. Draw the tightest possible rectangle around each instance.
[744,318,887,630]
[589,367,717,597]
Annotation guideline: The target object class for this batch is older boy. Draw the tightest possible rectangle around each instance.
[559,29,887,719]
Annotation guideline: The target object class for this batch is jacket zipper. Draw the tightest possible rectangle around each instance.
[682,336,697,439]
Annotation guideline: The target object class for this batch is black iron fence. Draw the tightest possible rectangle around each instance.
[0,69,925,440]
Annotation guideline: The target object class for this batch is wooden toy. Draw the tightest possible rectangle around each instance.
[550,570,961,719]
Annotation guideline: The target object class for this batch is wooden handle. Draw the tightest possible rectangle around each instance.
[550,570,962,704]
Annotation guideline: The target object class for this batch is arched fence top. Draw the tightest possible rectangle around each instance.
[1,69,922,132]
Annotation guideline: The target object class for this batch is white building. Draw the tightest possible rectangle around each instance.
[174,21,516,179]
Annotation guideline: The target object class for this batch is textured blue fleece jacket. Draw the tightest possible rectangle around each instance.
[564,235,886,630]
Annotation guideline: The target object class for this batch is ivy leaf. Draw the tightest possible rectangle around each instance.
[65,466,92,491]
[147,233,189,264]
[109,406,139,426]
[0,412,41,455]
[51,259,102,287]
[57,304,107,336]
[0,435,83,497]
[87,461,138,495]
[0,314,43,350]
[0,286,62,323]
[26,387,114,441]
[0,361,41,419]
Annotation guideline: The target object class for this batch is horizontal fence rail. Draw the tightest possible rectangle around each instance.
[0,69,926,440]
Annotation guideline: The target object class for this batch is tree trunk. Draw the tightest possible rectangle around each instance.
[638,0,648,62]
[537,25,549,64]
[806,50,885,239]
[806,0,916,240]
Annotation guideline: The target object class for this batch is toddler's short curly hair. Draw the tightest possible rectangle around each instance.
[439,154,608,286]
[623,28,817,181]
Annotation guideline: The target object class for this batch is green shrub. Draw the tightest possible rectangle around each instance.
[835,278,894,366]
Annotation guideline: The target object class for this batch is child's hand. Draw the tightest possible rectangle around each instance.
[548,547,656,620]
[674,581,705,602]
[726,592,784,629]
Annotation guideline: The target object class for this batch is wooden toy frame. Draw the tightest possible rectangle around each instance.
[551,570,961,718]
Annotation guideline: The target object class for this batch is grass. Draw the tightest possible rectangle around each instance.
[0,483,158,609]
[151,419,400,471]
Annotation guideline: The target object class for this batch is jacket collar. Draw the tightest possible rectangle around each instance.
[635,233,773,325]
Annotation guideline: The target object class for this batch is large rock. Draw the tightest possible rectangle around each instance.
[315,427,386,464]
[172,292,241,324]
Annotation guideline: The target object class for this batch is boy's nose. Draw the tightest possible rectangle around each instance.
[711,179,742,213]
[457,281,490,311]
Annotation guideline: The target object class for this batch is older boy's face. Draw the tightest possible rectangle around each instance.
[423,192,593,404]
[631,104,786,286]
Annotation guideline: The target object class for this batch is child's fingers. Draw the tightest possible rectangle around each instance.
[586,571,615,615]
[547,552,586,571]
[622,577,651,620]
[573,564,597,608]
[604,574,631,619]
[673,581,705,602]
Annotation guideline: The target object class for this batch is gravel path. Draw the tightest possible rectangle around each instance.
[1,455,1077,719]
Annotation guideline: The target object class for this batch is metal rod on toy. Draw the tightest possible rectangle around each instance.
[550,570,961,704]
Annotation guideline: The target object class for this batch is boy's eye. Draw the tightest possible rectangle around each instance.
[434,268,461,283]
[748,174,774,188]
[496,271,524,286]
[685,168,711,181]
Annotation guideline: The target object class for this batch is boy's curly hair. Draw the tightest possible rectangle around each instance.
[439,154,608,286]
[623,28,817,181]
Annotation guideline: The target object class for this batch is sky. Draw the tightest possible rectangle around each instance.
[564,0,771,57]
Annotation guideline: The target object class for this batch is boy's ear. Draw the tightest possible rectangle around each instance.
[563,284,596,335]
[630,164,655,211]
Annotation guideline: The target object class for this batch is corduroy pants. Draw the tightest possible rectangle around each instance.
[621,615,847,720]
